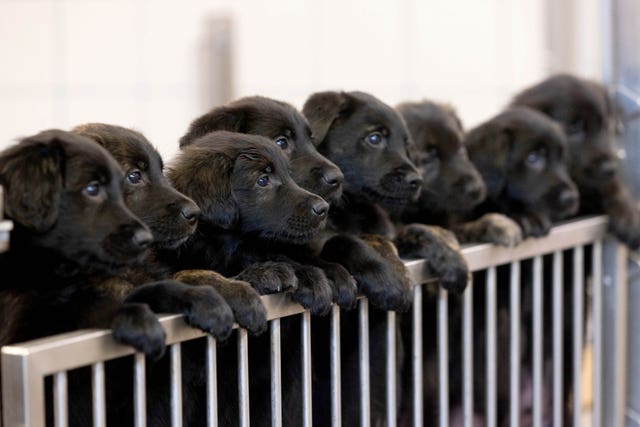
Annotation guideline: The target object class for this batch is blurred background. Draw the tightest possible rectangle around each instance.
[0,0,605,161]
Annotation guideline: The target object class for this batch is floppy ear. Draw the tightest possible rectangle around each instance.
[179,107,247,148]
[465,122,511,199]
[0,136,64,231]
[302,91,352,146]
[167,149,238,229]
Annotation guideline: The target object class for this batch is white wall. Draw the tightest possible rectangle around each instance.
[0,0,596,162]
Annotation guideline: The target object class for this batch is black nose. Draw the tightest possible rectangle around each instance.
[598,159,618,178]
[180,202,201,224]
[322,168,344,188]
[405,171,423,190]
[133,227,153,248]
[558,188,578,209]
[311,199,329,217]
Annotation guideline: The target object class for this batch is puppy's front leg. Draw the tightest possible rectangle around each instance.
[320,233,413,311]
[453,213,523,247]
[123,280,235,341]
[394,223,469,293]
[111,302,166,360]
[510,211,552,238]
[172,269,267,335]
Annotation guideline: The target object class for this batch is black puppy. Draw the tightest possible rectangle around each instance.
[179,96,358,309]
[303,90,470,427]
[397,99,523,246]
[511,73,640,249]
[0,130,167,426]
[73,123,266,335]
[466,106,580,237]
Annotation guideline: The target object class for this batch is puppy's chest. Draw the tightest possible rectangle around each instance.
[329,201,395,239]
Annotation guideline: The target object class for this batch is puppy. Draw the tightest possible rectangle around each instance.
[397,99,522,247]
[179,96,358,309]
[511,73,640,249]
[0,130,167,426]
[73,123,266,335]
[465,106,580,237]
[303,90,471,427]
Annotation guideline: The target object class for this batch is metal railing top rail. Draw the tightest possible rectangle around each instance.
[1,214,609,377]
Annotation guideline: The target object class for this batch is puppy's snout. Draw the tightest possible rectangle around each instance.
[180,202,201,224]
[598,159,618,179]
[133,227,153,248]
[406,171,423,190]
[322,168,344,188]
[311,199,329,217]
[558,188,578,209]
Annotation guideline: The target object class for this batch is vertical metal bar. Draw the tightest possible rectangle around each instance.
[412,285,423,427]
[302,311,313,427]
[92,362,106,427]
[360,299,371,427]
[510,261,521,427]
[463,278,474,427]
[438,287,449,427]
[331,305,342,427]
[134,353,147,427]
[54,371,68,427]
[572,246,584,427]
[271,319,282,427]
[238,329,250,427]
[1,351,46,426]
[206,336,218,427]
[593,241,603,427]
[601,239,629,427]
[171,344,183,427]
[486,267,497,427]
[533,255,543,427]
[553,251,564,427]
[386,311,397,427]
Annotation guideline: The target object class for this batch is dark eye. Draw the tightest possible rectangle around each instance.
[127,170,142,184]
[526,149,547,168]
[257,175,270,187]
[84,181,101,197]
[275,136,289,150]
[425,146,438,159]
[365,132,383,146]
[566,120,584,135]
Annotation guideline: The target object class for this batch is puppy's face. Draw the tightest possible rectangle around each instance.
[466,107,579,220]
[179,96,344,205]
[0,130,152,272]
[303,91,422,213]
[168,131,329,244]
[398,101,486,213]
[511,74,621,194]
[73,124,200,250]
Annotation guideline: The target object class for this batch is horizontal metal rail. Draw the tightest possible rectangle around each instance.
[1,214,612,427]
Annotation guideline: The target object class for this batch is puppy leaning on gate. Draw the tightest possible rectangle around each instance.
[302,90,471,426]
[0,130,166,426]
[511,73,640,249]
[72,124,268,427]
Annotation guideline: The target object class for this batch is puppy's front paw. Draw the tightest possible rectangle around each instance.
[457,213,523,247]
[183,287,235,341]
[608,199,640,250]
[171,269,267,334]
[320,261,358,309]
[290,264,333,315]
[112,303,166,360]
[395,224,469,292]
[513,212,551,238]
[236,261,299,294]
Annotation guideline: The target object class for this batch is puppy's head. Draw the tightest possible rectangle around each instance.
[0,129,152,271]
[511,74,621,195]
[73,123,200,250]
[302,91,422,213]
[466,107,579,220]
[397,100,486,213]
[180,96,344,204]
[168,131,329,244]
